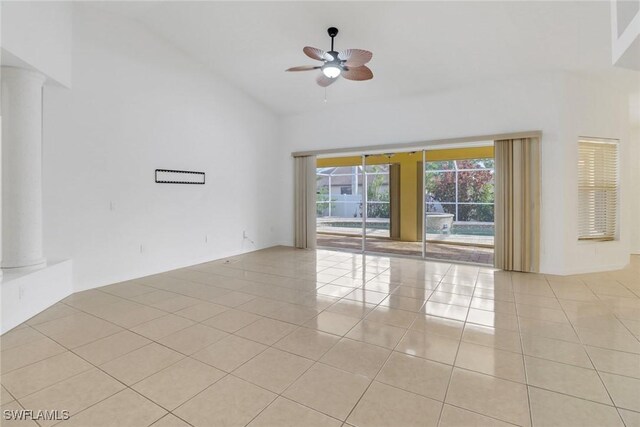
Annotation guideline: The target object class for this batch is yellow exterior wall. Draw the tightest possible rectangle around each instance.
[317,146,494,242]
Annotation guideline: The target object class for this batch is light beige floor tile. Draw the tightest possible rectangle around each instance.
[130,314,195,340]
[26,303,80,326]
[320,338,390,378]
[147,294,203,313]
[283,363,370,420]
[619,409,640,427]
[600,372,640,411]
[439,404,515,427]
[347,381,442,427]
[529,386,624,427]
[470,297,517,315]
[473,288,515,302]
[516,304,568,324]
[202,309,262,333]
[90,301,167,329]
[376,351,451,401]
[379,295,426,312]
[174,302,228,322]
[1,351,93,399]
[519,317,580,343]
[395,329,459,364]
[174,375,276,427]
[192,334,267,372]
[521,334,592,368]
[62,290,124,310]
[19,368,124,426]
[438,283,476,296]
[324,300,376,319]
[1,336,66,374]
[575,326,640,354]
[236,318,297,345]
[32,313,123,349]
[100,281,155,298]
[209,291,256,307]
[462,324,522,353]
[1,326,47,351]
[234,347,313,393]
[410,314,464,339]
[64,388,166,427]
[455,341,525,383]
[151,414,192,427]
[428,291,472,307]
[248,397,341,427]
[317,284,355,298]
[423,301,468,322]
[73,330,151,365]
[524,356,612,405]
[158,323,228,355]
[346,319,406,349]
[1,386,14,405]
[586,346,640,379]
[304,312,361,336]
[133,357,225,410]
[101,342,184,385]
[391,284,434,300]
[446,368,530,426]
[270,303,320,325]
[274,327,340,360]
[365,306,417,328]
[467,309,519,331]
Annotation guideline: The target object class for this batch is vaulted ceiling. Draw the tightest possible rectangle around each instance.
[95,1,632,115]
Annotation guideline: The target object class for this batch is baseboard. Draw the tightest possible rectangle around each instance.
[553,262,630,276]
[1,259,73,334]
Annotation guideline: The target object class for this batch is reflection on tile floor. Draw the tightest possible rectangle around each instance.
[318,234,494,264]
[1,247,638,426]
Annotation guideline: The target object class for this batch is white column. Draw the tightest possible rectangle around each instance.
[1,67,47,270]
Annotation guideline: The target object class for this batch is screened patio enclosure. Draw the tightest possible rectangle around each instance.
[316,149,495,264]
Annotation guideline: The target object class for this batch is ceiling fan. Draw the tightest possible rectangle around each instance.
[286,27,373,87]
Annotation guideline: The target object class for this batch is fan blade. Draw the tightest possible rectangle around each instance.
[316,73,338,87]
[338,49,373,67]
[286,65,321,72]
[303,46,330,61]
[342,65,373,81]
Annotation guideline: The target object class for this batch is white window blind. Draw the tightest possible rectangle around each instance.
[578,139,619,241]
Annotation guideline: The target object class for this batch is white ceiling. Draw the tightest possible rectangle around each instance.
[95,1,635,115]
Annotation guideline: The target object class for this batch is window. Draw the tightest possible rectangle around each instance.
[578,138,619,241]
[340,186,352,195]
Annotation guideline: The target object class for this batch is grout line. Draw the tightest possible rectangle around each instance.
[435,264,479,426]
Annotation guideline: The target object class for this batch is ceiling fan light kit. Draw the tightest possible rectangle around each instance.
[286,27,373,87]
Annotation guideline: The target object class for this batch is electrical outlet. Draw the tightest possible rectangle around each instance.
[243,230,247,239]
[140,244,144,253]
[205,235,208,243]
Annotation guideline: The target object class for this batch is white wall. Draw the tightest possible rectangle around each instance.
[630,124,640,255]
[42,5,284,291]
[282,72,633,275]
[560,74,633,273]
[1,1,72,86]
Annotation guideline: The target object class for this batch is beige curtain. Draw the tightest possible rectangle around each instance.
[494,138,540,272]
[294,155,317,249]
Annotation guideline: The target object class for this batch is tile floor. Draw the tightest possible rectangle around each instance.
[1,246,639,427]
[317,234,494,264]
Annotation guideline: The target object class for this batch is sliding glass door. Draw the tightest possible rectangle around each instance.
[316,147,495,265]
[316,163,364,253]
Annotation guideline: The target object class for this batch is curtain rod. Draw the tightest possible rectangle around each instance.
[291,130,542,158]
